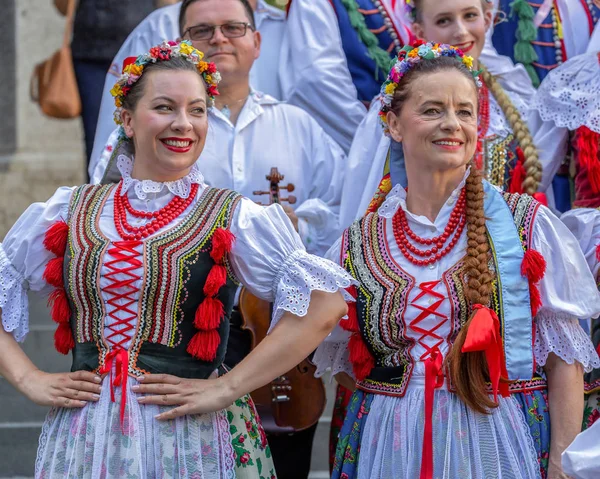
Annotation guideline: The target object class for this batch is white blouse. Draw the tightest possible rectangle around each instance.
[316,172,600,381]
[0,160,352,344]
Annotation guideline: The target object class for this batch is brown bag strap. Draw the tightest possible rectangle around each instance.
[62,0,77,47]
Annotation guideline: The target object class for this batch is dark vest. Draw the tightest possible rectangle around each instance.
[64,184,241,380]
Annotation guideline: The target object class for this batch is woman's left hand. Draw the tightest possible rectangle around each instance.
[133,373,235,420]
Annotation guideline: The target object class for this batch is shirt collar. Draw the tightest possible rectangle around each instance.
[210,89,281,129]
[117,154,205,201]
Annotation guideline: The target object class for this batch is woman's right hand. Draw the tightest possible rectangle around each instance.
[19,369,102,408]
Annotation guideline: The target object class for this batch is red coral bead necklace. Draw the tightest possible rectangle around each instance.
[113,180,199,241]
[392,188,467,266]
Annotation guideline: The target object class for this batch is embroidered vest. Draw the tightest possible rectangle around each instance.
[63,184,241,379]
[342,182,544,396]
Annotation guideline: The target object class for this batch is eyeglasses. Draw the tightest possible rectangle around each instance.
[183,22,255,42]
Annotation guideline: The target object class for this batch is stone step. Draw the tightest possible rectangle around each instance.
[0,426,40,477]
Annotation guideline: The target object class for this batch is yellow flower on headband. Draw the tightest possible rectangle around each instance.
[385,83,396,95]
[408,49,419,58]
[178,42,197,56]
[197,61,208,73]
[204,74,213,83]
[124,63,143,76]
[110,84,122,98]
[463,56,474,69]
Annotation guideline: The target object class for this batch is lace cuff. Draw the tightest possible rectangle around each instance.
[0,245,29,342]
[269,249,354,333]
[534,311,600,373]
[313,337,354,380]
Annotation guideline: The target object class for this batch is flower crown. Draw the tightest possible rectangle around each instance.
[379,41,480,134]
[110,40,220,126]
[404,0,493,22]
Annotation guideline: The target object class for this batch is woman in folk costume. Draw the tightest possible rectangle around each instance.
[313,42,600,479]
[338,0,549,233]
[0,41,351,478]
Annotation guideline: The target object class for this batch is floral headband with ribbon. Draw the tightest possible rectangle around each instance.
[404,0,494,22]
[379,40,480,135]
[110,40,220,127]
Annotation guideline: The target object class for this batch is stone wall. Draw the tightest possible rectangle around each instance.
[0,0,84,240]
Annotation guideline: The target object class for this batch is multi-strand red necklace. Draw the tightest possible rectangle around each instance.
[113,181,199,241]
[474,78,490,170]
[392,189,467,267]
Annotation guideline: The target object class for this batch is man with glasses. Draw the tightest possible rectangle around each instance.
[90,3,346,475]
[90,0,365,171]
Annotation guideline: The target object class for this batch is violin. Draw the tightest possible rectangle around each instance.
[239,168,326,434]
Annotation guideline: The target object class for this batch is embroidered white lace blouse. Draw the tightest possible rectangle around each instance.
[315,172,600,381]
[0,160,352,344]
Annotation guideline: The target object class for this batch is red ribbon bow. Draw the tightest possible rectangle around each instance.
[461,304,509,401]
[420,347,444,479]
[99,348,129,431]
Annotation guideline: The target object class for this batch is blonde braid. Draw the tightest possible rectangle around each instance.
[480,65,542,195]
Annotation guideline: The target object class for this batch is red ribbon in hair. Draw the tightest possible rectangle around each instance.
[461,304,509,401]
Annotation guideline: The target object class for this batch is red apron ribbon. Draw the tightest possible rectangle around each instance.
[420,347,444,479]
[99,348,129,431]
[461,304,509,401]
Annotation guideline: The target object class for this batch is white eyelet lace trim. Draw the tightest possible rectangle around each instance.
[0,245,29,342]
[530,52,600,132]
[313,339,355,380]
[268,249,355,333]
[117,155,205,200]
[534,310,600,373]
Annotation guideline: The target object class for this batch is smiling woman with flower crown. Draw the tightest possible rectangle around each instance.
[0,40,351,478]
[314,42,600,479]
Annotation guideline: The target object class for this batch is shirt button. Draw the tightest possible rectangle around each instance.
[447,197,455,206]
[428,297,435,305]
[428,263,435,270]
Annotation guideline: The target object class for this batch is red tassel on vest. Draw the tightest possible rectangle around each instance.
[54,322,75,355]
[194,296,225,331]
[521,249,546,317]
[349,333,375,381]
[188,227,236,361]
[48,289,71,324]
[43,221,69,257]
[209,227,235,263]
[508,147,526,194]
[203,264,227,297]
[43,257,64,288]
[187,330,221,361]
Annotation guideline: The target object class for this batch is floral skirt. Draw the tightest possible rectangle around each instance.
[332,388,550,479]
[35,377,276,479]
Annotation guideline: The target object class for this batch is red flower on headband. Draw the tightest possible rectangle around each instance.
[122,56,137,73]
[207,85,220,97]
[207,62,217,74]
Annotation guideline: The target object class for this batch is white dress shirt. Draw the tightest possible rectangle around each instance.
[91,91,346,257]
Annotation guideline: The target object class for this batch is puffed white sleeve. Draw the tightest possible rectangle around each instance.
[0,187,75,342]
[228,198,354,333]
[311,237,356,380]
[560,208,600,279]
[531,206,600,372]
